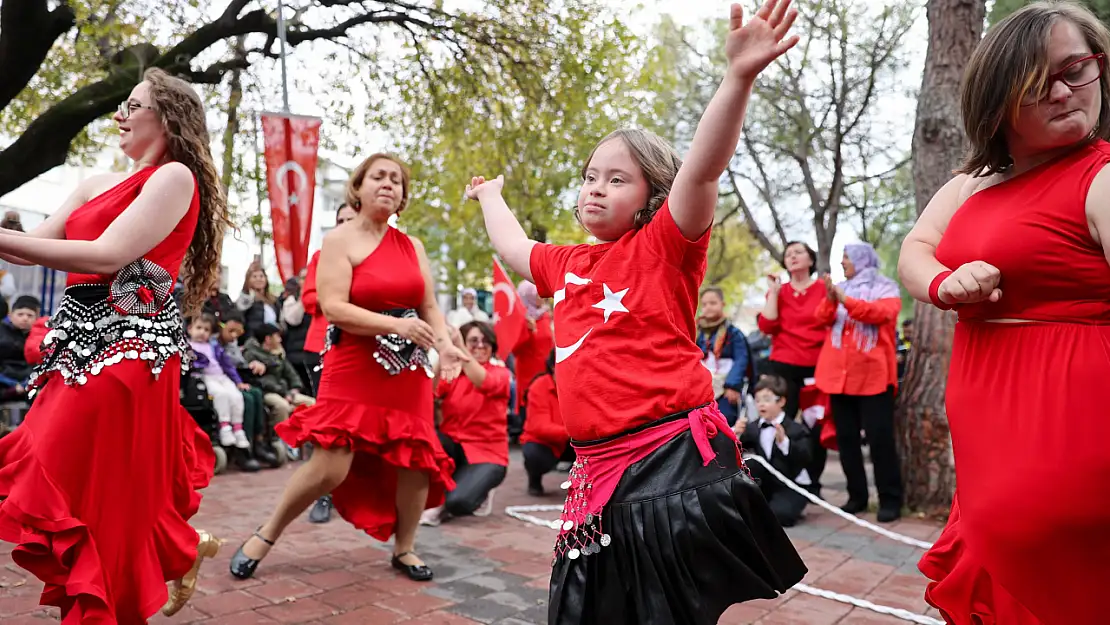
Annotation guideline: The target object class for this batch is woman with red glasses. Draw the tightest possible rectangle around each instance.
[900,3,1110,622]
[421,321,511,525]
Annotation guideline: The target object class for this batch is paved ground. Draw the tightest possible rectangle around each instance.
[1,448,948,624]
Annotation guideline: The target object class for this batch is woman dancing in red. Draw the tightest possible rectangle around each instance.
[230,153,469,582]
[901,3,1110,622]
[0,69,228,623]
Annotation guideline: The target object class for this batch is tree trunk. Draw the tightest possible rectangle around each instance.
[897,0,985,517]
[220,36,246,202]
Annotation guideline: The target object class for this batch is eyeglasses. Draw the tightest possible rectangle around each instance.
[465,337,490,348]
[118,100,155,120]
[1021,53,1106,106]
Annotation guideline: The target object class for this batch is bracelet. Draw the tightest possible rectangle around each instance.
[929,270,954,310]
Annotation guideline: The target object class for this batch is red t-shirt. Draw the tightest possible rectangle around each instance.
[755,280,828,367]
[436,362,512,466]
[519,373,568,457]
[512,311,554,411]
[529,199,714,441]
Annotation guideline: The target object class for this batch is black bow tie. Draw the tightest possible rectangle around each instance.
[760,422,775,429]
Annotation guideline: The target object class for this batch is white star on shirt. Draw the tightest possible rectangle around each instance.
[592,283,629,322]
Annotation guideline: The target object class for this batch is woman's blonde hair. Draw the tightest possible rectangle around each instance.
[143,68,232,315]
[345,153,411,214]
[959,0,1110,175]
[578,128,683,229]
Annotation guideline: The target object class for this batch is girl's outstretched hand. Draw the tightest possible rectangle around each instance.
[725,0,800,82]
[465,175,505,201]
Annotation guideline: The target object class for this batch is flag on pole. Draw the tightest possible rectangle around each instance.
[261,112,322,283]
[492,256,526,361]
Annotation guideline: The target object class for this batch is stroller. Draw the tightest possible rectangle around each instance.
[179,369,229,475]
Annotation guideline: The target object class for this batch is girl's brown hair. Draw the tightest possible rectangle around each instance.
[578,129,683,229]
[241,263,275,305]
[959,1,1110,175]
[143,68,232,315]
[345,153,411,214]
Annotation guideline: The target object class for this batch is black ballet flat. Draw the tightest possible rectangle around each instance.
[229,527,274,580]
[391,551,434,582]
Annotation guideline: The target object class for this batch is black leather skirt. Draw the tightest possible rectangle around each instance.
[548,421,807,625]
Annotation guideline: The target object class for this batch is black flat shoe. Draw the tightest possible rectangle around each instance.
[229,527,274,580]
[391,551,433,582]
[308,495,333,524]
[840,499,868,515]
[876,506,902,523]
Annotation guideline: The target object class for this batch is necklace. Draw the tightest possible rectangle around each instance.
[789,279,814,298]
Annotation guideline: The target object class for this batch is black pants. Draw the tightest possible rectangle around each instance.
[522,442,576,488]
[762,360,815,420]
[830,388,903,509]
[763,360,826,489]
[437,432,506,516]
[748,462,811,527]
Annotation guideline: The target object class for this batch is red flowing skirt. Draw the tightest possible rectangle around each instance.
[919,322,1110,624]
[275,336,454,541]
[0,356,214,624]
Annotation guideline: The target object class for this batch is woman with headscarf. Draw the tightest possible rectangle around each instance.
[814,243,903,523]
[511,281,554,422]
[446,287,489,328]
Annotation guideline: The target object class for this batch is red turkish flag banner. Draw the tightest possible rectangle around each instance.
[492,256,526,361]
[261,112,322,283]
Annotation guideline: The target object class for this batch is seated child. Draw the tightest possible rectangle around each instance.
[738,374,814,527]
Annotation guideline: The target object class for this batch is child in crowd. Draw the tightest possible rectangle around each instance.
[738,374,814,527]
[187,313,250,448]
[243,323,315,425]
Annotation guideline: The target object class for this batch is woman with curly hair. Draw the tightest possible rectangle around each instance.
[0,68,230,623]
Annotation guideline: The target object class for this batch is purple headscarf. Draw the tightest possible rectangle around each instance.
[831,243,900,352]
[517,281,549,321]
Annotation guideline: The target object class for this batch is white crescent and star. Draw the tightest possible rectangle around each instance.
[553,272,630,363]
[274,161,309,207]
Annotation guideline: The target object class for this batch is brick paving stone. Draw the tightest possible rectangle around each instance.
[0,448,944,624]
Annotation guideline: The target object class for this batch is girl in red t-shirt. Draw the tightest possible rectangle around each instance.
[465,2,806,624]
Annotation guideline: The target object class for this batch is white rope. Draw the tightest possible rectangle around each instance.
[793,583,943,625]
[742,453,935,551]
[503,456,942,625]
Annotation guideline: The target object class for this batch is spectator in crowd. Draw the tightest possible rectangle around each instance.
[236,263,280,340]
[202,267,234,322]
[738,375,814,528]
[0,296,39,394]
[280,274,314,392]
[187,313,250,450]
[242,323,315,426]
[509,281,553,436]
[519,350,571,496]
[896,317,913,381]
[756,241,829,494]
[215,312,280,468]
[446,287,489,327]
[696,286,752,426]
[815,243,903,523]
[422,321,510,525]
[0,212,22,303]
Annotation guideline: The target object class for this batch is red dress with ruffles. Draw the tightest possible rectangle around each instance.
[921,141,1110,624]
[0,166,214,624]
[276,226,454,541]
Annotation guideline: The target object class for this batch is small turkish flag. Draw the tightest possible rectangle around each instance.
[492,256,526,361]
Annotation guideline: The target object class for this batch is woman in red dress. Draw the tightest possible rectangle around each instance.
[900,4,1110,622]
[0,68,228,623]
[230,153,469,582]
[301,203,358,524]
[421,321,512,525]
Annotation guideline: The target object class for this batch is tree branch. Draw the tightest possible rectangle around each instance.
[0,0,78,111]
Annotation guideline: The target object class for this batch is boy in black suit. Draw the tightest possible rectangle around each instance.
[739,375,814,527]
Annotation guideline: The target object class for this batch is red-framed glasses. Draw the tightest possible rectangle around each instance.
[1021,53,1106,106]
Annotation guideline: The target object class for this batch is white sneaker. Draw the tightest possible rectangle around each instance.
[474,489,495,517]
[218,425,235,447]
[233,429,250,449]
[419,506,444,527]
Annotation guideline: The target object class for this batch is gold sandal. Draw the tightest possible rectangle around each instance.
[162,530,220,616]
